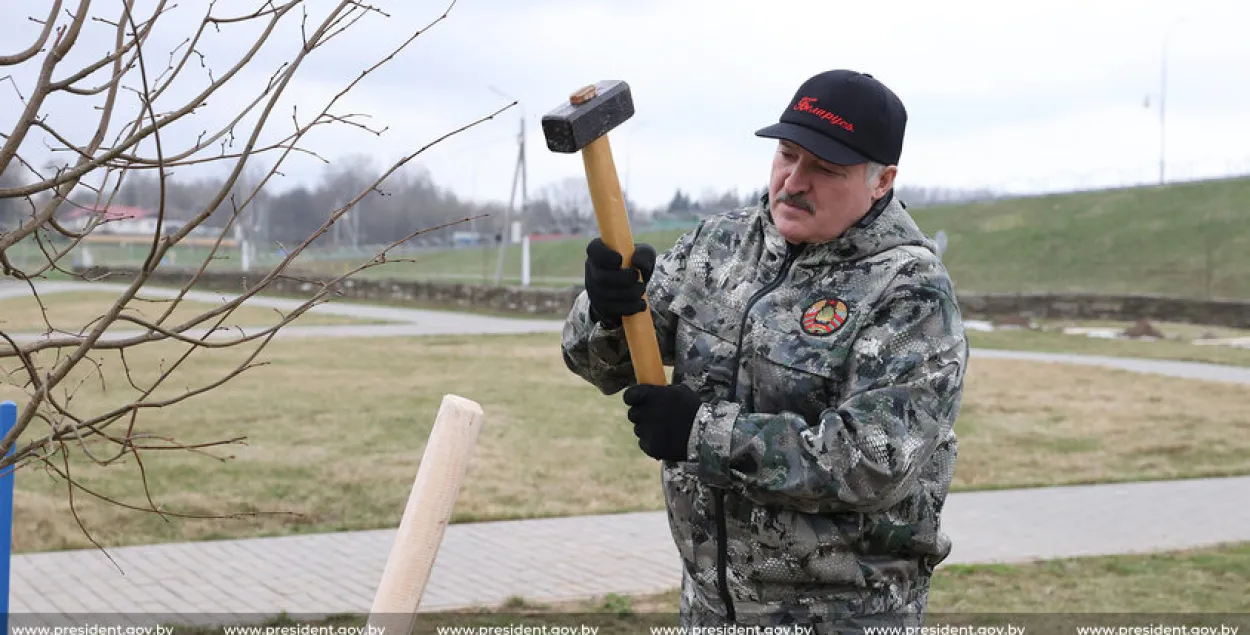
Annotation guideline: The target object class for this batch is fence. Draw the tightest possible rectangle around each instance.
[75,265,1250,329]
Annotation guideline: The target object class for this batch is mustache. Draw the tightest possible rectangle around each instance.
[775,191,813,213]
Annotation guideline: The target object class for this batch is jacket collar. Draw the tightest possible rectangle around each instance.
[758,188,936,266]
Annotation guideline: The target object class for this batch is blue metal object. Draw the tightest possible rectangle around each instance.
[0,400,16,628]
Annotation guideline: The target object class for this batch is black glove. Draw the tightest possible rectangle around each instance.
[623,383,701,462]
[584,238,656,328]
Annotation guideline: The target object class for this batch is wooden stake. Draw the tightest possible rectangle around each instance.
[367,394,485,635]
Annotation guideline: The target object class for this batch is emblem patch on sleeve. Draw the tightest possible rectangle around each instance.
[801,298,849,336]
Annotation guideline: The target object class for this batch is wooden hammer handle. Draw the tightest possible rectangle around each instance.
[580,135,667,387]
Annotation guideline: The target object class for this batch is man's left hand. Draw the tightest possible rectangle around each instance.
[623,384,701,462]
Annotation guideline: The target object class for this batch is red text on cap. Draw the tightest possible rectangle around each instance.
[794,97,854,133]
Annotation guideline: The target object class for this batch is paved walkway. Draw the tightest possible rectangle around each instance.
[9,476,1250,623]
[971,348,1250,385]
[4,281,1250,625]
[5,282,1250,387]
[1,281,566,343]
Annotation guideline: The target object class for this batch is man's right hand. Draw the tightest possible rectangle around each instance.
[584,238,657,328]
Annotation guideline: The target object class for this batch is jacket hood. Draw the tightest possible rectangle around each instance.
[758,189,938,265]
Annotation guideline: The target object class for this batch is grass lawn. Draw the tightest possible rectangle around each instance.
[0,290,375,333]
[2,332,1247,554]
[909,178,1250,300]
[178,542,1250,633]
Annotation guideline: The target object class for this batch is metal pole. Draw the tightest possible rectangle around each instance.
[1160,18,1185,186]
[521,235,530,288]
[494,119,525,286]
[520,116,527,236]
[1159,36,1167,186]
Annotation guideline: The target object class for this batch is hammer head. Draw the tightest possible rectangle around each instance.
[541,80,635,154]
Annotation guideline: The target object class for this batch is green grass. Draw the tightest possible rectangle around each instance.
[3,332,1247,553]
[908,178,1250,300]
[292,177,1250,300]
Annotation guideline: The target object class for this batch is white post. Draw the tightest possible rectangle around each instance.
[241,239,250,272]
[521,235,531,288]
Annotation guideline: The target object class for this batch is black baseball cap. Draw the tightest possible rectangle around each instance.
[755,69,907,166]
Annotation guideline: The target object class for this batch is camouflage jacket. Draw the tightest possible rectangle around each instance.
[561,191,968,628]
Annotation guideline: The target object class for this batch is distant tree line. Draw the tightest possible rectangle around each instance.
[0,155,996,250]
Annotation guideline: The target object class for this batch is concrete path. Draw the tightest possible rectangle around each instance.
[4,280,1250,384]
[0,281,567,343]
[971,348,1250,385]
[1,280,547,326]
[9,476,1250,625]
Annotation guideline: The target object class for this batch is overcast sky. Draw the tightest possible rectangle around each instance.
[4,0,1249,210]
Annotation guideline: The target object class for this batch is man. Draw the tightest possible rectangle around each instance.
[561,69,968,633]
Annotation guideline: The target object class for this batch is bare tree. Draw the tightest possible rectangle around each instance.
[538,176,594,234]
[0,1,509,538]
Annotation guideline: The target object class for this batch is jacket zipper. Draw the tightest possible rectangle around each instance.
[714,242,805,622]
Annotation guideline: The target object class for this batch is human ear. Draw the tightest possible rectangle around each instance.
[874,165,898,198]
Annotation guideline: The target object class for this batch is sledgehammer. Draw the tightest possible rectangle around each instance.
[541,81,666,386]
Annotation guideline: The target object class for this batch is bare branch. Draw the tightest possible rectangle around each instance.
[2,74,27,103]
[0,0,92,183]
[57,444,123,573]
[0,2,296,206]
[0,2,64,66]
[0,0,511,552]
